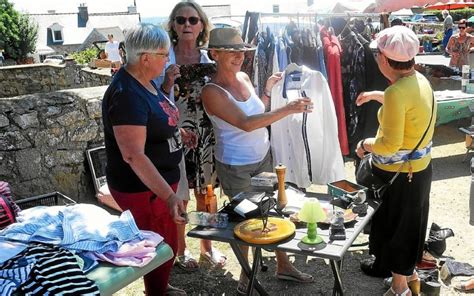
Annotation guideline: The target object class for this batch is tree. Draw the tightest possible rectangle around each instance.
[0,0,38,63]
[16,13,38,63]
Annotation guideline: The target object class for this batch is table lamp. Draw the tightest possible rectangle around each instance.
[298,198,327,244]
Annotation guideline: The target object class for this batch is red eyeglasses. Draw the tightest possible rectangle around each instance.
[175,16,200,25]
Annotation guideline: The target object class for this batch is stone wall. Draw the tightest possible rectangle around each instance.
[0,63,111,98]
[0,86,107,203]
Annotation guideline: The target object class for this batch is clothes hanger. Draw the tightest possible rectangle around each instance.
[285,62,302,76]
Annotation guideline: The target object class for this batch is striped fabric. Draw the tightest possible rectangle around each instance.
[0,182,21,230]
[0,243,100,296]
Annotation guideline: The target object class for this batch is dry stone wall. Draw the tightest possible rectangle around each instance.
[0,63,111,98]
[0,86,107,203]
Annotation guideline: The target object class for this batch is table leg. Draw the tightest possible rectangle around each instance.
[229,242,268,296]
[330,259,344,296]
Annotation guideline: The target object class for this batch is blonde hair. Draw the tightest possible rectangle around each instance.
[167,1,211,47]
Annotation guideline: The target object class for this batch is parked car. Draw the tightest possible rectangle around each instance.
[411,14,440,23]
[43,55,65,65]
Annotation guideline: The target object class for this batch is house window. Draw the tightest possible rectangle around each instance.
[53,30,63,42]
[273,4,279,13]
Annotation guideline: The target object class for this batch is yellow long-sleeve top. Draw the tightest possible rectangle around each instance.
[372,72,437,173]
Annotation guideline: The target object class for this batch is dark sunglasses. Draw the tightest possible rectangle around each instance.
[459,26,466,30]
[175,16,200,25]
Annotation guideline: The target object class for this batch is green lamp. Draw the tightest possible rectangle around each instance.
[298,198,327,244]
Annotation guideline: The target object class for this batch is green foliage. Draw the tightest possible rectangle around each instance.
[69,47,99,65]
[0,0,20,59]
[16,14,38,62]
[426,8,474,22]
[0,0,38,63]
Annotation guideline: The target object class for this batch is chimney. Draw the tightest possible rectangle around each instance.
[47,10,56,14]
[127,5,137,14]
[78,3,88,28]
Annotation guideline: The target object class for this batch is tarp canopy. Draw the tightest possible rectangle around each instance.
[391,8,414,15]
[369,0,448,12]
[425,1,474,10]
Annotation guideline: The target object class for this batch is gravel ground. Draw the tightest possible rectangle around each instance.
[115,119,474,296]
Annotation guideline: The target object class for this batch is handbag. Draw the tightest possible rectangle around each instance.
[356,92,435,199]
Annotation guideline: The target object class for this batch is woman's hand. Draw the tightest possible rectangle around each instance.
[167,193,187,224]
[162,64,181,91]
[355,140,366,159]
[264,72,283,94]
[285,98,313,114]
[180,128,198,149]
[356,91,385,106]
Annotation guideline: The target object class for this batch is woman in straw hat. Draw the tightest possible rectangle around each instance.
[201,27,314,294]
[356,26,436,296]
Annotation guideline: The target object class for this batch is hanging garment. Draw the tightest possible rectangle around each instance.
[320,26,350,156]
[270,65,345,187]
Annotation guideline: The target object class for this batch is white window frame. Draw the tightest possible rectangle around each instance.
[48,23,64,43]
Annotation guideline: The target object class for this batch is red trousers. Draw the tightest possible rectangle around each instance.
[110,184,178,296]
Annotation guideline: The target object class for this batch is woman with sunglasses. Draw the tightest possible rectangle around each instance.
[154,1,226,272]
[356,26,436,296]
[102,24,188,295]
[446,19,474,70]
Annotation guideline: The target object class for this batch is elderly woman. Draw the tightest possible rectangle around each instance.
[446,19,474,70]
[201,27,314,294]
[356,26,436,296]
[102,24,188,295]
[153,1,226,271]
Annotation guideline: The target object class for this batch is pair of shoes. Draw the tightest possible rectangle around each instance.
[165,284,187,296]
[199,248,227,268]
[174,250,199,272]
[383,287,411,296]
[360,257,391,278]
[275,269,314,283]
[383,277,420,295]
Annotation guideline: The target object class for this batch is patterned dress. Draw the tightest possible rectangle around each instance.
[449,34,474,70]
[174,64,217,192]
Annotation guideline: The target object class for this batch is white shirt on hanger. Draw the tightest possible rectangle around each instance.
[270,65,345,187]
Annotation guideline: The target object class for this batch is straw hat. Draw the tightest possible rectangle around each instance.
[206,28,256,51]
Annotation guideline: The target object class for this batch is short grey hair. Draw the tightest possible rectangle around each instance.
[442,10,449,16]
[125,23,170,65]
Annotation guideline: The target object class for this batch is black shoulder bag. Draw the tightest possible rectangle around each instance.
[356,93,434,199]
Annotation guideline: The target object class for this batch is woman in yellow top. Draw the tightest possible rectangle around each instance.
[356,26,436,296]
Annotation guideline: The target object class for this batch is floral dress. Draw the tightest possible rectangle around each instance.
[449,34,473,69]
[174,63,217,193]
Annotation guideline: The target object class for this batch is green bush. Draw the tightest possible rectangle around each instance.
[426,8,474,22]
[70,47,98,65]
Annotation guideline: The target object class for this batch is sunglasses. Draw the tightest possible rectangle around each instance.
[459,26,466,30]
[174,16,200,25]
[139,51,170,58]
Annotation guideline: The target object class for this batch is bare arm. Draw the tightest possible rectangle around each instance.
[202,78,312,132]
[446,36,455,54]
[113,125,186,224]
[356,91,385,106]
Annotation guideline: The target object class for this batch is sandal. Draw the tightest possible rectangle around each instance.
[165,284,187,296]
[174,250,199,272]
[383,287,411,296]
[200,248,227,268]
[276,270,314,283]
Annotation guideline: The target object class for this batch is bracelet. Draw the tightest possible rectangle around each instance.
[263,89,271,98]
[160,84,170,95]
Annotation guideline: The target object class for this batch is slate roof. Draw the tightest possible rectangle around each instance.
[29,10,140,53]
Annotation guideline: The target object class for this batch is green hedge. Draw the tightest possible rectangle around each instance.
[425,8,474,22]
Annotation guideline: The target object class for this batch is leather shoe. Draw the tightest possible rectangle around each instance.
[360,257,391,278]
[416,259,437,270]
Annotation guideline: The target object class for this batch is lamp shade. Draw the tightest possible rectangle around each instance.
[298,198,326,223]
